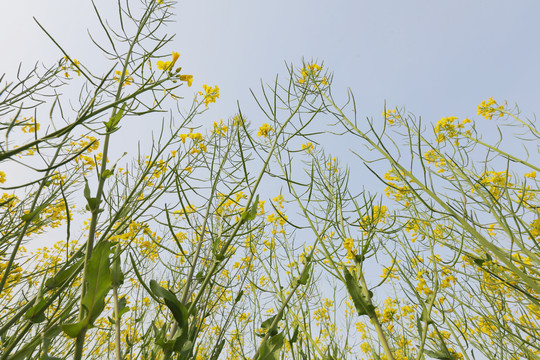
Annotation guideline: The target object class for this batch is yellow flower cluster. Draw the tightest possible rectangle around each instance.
[378,297,398,324]
[380,265,399,280]
[179,74,193,87]
[476,170,513,200]
[477,97,506,120]
[433,116,471,144]
[72,136,101,173]
[297,63,327,86]
[529,219,540,240]
[232,114,245,127]
[525,171,537,179]
[361,205,387,228]
[423,149,447,173]
[113,69,133,86]
[40,199,71,229]
[0,171,5,184]
[212,119,228,136]
[384,168,412,202]
[257,123,274,138]
[179,132,207,154]
[313,298,333,326]
[60,56,81,78]
[156,52,193,87]
[415,269,433,295]
[326,157,339,173]
[199,84,220,106]
[301,142,314,154]
[0,261,23,299]
[382,109,401,125]
[343,237,355,259]
[20,117,40,133]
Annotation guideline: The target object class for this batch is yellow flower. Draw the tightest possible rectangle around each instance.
[179,74,193,87]
[21,118,40,133]
[0,171,6,184]
[200,84,220,106]
[525,171,536,179]
[171,52,180,67]
[477,97,505,120]
[257,123,274,138]
[343,237,355,258]
[157,60,171,71]
[301,142,314,153]
[113,69,133,86]
[157,52,180,71]
[212,120,228,136]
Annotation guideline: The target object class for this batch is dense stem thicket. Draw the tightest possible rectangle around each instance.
[1,1,538,360]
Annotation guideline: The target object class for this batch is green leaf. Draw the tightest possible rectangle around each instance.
[290,325,299,343]
[45,258,84,290]
[101,169,113,180]
[257,332,284,360]
[260,314,279,336]
[104,103,127,132]
[111,252,124,287]
[195,271,205,283]
[209,339,226,360]
[421,307,433,325]
[234,290,244,303]
[185,302,198,317]
[83,177,91,200]
[180,340,194,357]
[155,337,175,352]
[61,241,112,338]
[261,315,278,330]
[241,194,259,222]
[342,266,376,318]
[149,280,188,329]
[215,253,226,261]
[62,322,87,339]
[423,349,455,360]
[298,262,311,285]
[115,296,129,320]
[416,314,423,337]
[21,203,47,222]
[24,298,49,323]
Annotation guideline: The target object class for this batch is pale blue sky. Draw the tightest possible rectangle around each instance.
[3,0,540,129]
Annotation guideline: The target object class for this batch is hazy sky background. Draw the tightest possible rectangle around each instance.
[2,0,539,132]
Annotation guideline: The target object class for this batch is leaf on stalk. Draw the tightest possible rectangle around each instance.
[209,339,226,360]
[298,262,311,285]
[111,251,124,287]
[24,298,49,323]
[21,203,47,222]
[342,266,376,318]
[241,194,259,222]
[104,103,127,132]
[45,258,84,290]
[256,332,284,360]
[61,241,112,338]
[149,280,188,330]
[423,349,455,360]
